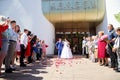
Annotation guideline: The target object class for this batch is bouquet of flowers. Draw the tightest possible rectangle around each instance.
[101,35,108,40]
[101,35,112,48]
[45,45,48,47]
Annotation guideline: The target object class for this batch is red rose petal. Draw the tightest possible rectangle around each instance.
[56,70,59,72]
[60,72,62,74]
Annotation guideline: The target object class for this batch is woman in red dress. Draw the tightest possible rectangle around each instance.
[25,31,32,63]
[25,37,31,57]
[98,31,108,66]
[25,34,31,57]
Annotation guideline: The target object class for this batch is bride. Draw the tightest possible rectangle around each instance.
[61,38,73,58]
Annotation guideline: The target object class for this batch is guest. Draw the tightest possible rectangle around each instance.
[88,37,95,62]
[38,40,42,60]
[82,36,87,56]
[107,24,117,69]
[20,29,29,67]
[93,35,98,62]
[15,25,21,62]
[20,31,31,64]
[112,27,120,71]
[11,25,21,69]
[85,37,89,58]
[0,19,9,76]
[25,31,31,57]
[42,40,48,59]
[98,31,108,66]
[28,35,37,63]
[35,39,42,60]
[5,20,18,73]
[16,33,22,61]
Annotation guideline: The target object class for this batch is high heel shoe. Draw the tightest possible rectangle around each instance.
[105,64,109,66]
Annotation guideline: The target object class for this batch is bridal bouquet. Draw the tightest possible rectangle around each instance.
[101,35,108,40]
[101,35,112,48]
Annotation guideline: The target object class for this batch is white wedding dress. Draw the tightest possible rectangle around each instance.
[61,41,73,58]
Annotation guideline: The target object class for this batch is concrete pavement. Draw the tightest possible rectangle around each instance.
[0,56,120,80]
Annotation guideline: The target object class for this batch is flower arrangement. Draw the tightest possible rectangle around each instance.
[101,35,108,40]
[101,35,112,48]
[45,45,48,47]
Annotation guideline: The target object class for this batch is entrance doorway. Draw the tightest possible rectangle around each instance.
[55,32,89,55]
[54,22,97,55]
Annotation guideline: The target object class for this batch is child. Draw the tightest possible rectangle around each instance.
[113,27,120,72]
[34,39,42,60]
[88,37,95,62]
[42,40,48,59]
[85,37,89,58]
[93,35,98,62]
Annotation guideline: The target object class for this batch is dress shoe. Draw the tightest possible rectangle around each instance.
[10,67,16,71]
[113,67,117,70]
[0,74,5,78]
[115,69,120,72]
[5,68,13,73]
[0,72,5,78]
[20,64,26,67]
[109,66,115,68]
[100,64,104,66]
[11,64,17,70]
[104,64,109,66]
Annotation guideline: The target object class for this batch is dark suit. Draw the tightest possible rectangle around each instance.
[56,41,63,58]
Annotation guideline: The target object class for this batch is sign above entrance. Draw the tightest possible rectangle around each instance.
[42,0,105,23]
[43,0,96,13]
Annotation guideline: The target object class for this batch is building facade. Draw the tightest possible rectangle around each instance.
[0,0,120,55]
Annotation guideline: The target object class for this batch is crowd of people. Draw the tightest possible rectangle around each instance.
[0,17,120,77]
[82,24,120,72]
[0,18,48,76]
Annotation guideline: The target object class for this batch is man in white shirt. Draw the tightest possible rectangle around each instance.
[113,27,120,72]
[82,37,87,55]
[20,29,28,67]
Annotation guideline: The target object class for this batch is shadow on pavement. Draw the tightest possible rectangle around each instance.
[0,58,54,80]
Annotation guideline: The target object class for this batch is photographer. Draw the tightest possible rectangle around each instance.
[0,16,10,76]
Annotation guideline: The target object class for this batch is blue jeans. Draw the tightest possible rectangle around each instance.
[0,40,9,54]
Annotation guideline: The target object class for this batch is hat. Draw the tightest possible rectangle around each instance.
[0,15,7,25]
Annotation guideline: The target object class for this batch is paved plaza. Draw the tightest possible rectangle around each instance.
[0,56,120,80]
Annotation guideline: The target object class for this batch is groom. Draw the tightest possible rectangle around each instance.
[56,38,63,58]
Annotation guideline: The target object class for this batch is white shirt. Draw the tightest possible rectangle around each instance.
[113,36,120,49]
[82,40,87,48]
[93,39,98,48]
[20,33,28,48]
[39,42,42,48]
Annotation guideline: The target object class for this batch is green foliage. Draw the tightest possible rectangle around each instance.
[115,12,120,23]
